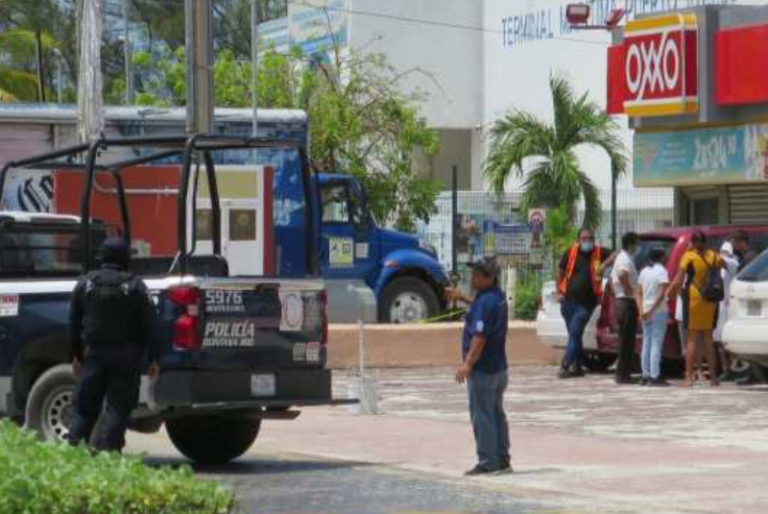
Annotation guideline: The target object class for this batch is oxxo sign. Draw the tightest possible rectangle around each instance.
[607,14,699,117]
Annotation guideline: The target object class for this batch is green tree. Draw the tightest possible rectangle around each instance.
[133,45,441,231]
[484,75,627,230]
[543,204,578,277]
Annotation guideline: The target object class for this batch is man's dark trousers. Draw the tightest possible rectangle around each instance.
[467,370,509,470]
[614,298,638,382]
[560,300,595,370]
[68,352,140,452]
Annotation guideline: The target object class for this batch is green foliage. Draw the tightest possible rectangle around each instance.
[544,205,578,257]
[302,50,441,231]
[544,205,578,279]
[514,272,543,321]
[0,421,234,514]
[132,44,440,230]
[484,75,627,231]
[0,0,76,103]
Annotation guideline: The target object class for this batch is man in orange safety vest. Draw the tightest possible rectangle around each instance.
[557,228,613,378]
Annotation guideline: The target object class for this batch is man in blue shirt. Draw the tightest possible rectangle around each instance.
[447,256,510,476]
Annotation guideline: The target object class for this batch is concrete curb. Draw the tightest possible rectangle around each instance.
[327,322,562,369]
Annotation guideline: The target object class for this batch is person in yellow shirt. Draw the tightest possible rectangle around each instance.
[669,231,724,387]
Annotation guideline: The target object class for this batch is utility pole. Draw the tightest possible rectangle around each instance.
[123,0,134,105]
[251,0,259,136]
[451,165,458,274]
[185,0,214,134]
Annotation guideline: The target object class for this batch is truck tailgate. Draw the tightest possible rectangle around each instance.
[161,278,326,370]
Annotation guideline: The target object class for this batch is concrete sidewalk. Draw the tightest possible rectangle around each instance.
[127,366,768,513]
[256,406,767,514]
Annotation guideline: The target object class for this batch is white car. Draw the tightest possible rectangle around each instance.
[723,252,768,368]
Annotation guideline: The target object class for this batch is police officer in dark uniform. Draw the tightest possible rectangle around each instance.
[68,237,160,451]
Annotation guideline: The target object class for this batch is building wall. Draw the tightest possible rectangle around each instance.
[429,129,473,191]
[348,0,484,131]
[480,0,766,195]
[347,0,484,190]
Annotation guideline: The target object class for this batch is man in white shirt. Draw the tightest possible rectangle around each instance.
[611,232,640,384]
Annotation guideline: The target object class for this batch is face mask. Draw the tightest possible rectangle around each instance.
[580,241,594,253]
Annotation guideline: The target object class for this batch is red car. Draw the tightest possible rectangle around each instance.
[594,226,768,373]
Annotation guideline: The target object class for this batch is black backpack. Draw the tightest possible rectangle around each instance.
[700,253,725,303]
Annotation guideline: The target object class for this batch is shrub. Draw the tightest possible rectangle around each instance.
[0,421,234,514]
[514,272,543,321]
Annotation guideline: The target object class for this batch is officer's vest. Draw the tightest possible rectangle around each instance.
[82,270,137,348]
[558,244,602,298]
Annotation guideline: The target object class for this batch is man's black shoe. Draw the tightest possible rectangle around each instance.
[572,366,586,377]
[558,367,576,379]
[640,377,649,386]
[650,378,670,387]
[464,465,497,476]
[496,459,513,474]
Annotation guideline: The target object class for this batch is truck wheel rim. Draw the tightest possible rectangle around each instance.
[390,293,427,323]
[43,387,74,442]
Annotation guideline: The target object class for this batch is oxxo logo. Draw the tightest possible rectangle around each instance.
[625,31,681,101]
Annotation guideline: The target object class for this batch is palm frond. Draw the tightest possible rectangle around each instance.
[0,88,18,103]
[576,167,602,231]
[520,160,578,215]
[550,74,579,150]
[574,114,628,181]
[0,68,39,102]
[483,110,554,194]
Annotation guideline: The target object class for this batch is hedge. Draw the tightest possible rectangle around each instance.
[0,421,234,514]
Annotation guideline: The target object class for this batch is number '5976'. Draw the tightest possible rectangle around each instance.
[206,290,243,305]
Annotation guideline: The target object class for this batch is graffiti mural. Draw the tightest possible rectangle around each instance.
[1,169,53,212]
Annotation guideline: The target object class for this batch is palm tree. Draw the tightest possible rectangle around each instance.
[484,75,627,231]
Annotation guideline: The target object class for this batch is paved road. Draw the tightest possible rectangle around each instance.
[127,366,768,513]
[336,366,768,452]
[145,453,541,514]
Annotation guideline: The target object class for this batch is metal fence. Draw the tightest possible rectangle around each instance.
[415,188,674,288]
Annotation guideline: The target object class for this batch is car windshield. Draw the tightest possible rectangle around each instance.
[634,237,676,271]
[738,249,768,282]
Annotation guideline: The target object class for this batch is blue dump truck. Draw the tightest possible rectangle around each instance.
[316,173,448,323]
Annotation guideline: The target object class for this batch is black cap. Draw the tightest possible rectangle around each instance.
[100,237,131,269]
[467,256,501,277]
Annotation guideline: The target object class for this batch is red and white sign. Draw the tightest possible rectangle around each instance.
[607,14,698,117]
[716,23,768,106]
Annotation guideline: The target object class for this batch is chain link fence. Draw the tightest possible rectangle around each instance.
[415,188,674,301]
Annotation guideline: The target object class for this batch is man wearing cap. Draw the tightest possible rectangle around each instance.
[446,257,511,476]
[68,237,160,452]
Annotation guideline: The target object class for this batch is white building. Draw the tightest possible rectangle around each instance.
[261,1,762,198]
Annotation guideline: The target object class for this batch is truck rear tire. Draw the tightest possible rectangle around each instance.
[166,415,261,464]
[379,277,440,323]
[24,364,77,443]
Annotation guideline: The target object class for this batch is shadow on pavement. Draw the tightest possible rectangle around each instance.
[143,455,374,476]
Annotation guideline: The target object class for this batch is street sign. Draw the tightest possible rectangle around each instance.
[528,208,546,248]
